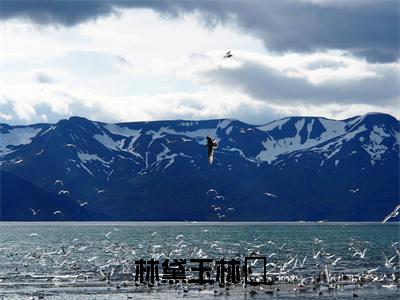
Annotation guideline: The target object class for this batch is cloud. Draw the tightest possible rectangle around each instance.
[114,55,135,74]
[199,53,400,106]
[1,67,398,126]
[1,3,398,125]
[0,79,283,125]
[1,0,398,62]
[0,0,115,26]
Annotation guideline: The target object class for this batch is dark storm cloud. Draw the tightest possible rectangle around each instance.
[202,61,400,105]
[1,0,398,62]
[0,0,116,26]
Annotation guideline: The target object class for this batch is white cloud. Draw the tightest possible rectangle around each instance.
[0,8,398,125]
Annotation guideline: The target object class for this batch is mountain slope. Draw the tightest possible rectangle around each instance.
[0,113,398,221]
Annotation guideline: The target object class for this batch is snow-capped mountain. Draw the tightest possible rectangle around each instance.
[1,113,399,221]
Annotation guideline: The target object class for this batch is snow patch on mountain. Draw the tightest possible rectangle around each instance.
[78,151,109,165]
[361,125,390,165]
[104,124,141,139]
[257,118,290,132]
[311,125,367,160]
[225,126,233,135]
[256,118,354,163]
[218,119,234,129]
[256,119,317,163]
[79,163,94,176]
[94,132,125,151]
[147,127,218,145]
[0,127,41,156]
[223,147,258,163]
[318,118,346,139]
[153,144,178,171]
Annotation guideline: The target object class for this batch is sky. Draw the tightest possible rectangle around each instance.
[0,0,399,125]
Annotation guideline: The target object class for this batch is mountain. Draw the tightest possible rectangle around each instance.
[0,113,399,221]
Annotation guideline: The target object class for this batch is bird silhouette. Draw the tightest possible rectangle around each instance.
[206,136,218,165]
[223,50,233,59]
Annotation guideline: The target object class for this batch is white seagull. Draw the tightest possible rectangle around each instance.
[54,179,64,186]
[353,248,367,258]
[263,192,277,198]
[104,228,120,238]
[332,257,342,266]
[78,201,88,207]
[29,208,40,215]
[382,204,400,223]
[207,189,218,195]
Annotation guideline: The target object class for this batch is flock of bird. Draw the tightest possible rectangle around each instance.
[27,179,102,218]
[1,226,399,299]
[28,181,399,224]
[206,189,235,220]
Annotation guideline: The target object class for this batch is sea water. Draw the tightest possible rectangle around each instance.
[0,222,399,299]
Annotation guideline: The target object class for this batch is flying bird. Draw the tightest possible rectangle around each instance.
[29,208,40,216]
[99,267,114,284]
[263,192,277,198]
[313,249,322,259]
[223,50,233,59]
[353,248,367,258]
[349,188,359,193]
[95,188,105,194]
[332,257,342,266]
[58,190,70,196]
[104,228,120,238]
[166,138,177,144]
[53,210,63,216]
[207,189,218,195]
[206,136,218,165]
[382,204,400,223]
[54,179,64,186]
[78,201,88,207]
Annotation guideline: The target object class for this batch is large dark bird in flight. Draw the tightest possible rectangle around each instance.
[207,136,218,165]
[223,50,233,59]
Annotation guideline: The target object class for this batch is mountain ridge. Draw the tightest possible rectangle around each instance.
[1,112,398,221]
